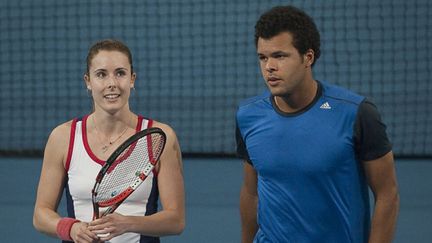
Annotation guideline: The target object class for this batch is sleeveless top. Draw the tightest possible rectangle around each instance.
[63,115,160,243]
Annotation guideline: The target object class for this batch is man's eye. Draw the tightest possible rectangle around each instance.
[116,71,126,77]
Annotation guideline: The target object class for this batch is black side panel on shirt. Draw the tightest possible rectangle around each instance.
[236,125,252,164]
[354,99,392,161]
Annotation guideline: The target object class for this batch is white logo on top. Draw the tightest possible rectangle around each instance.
[320,102,332,109]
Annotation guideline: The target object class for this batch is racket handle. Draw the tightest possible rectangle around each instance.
[102,206,115,217]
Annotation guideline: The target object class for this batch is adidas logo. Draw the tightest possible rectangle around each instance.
[320,102,331,109]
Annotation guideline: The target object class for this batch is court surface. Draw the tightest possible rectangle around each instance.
[0,157,430,242]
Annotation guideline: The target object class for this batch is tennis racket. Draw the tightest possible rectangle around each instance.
[91,127,166,221]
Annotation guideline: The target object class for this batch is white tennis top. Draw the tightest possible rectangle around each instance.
[64,115,159,243]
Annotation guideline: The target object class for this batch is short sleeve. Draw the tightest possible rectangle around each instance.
[236,125,252,164]
[354,99,392,161]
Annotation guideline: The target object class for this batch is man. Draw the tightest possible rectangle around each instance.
[236,5,399,243]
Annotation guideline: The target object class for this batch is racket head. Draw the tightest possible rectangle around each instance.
[91,127,166,219]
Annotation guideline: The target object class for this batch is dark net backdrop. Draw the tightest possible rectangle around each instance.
[1,0,431,157]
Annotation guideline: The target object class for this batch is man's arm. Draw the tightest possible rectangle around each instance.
[364,151,399,243]
[240,162,259,243]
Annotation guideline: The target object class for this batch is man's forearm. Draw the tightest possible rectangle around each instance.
[368,194,400,243]
[240,188,258,243]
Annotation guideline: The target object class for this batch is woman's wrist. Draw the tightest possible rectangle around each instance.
[56,217,80,241]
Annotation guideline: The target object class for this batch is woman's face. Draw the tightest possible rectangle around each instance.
[85,50,136,114]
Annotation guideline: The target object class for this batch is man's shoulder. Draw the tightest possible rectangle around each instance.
[320,81,365,105]
[238,90,271,110]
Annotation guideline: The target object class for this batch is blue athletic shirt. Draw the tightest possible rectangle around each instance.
[236,81,391,243]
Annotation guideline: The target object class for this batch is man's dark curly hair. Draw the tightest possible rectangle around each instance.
[255,5,321,65]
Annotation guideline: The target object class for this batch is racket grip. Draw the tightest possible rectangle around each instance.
[102,206,115,217]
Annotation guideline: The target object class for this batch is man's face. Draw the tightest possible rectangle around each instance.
[257,32,310,97]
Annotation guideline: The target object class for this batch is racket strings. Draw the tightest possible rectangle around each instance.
[94,133,164,203]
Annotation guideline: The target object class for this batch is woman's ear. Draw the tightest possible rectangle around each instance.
[84,74,91,90]
[130,72,137,89]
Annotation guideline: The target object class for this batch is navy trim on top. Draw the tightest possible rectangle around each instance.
[62,178,75,243]
[139,176,160,243]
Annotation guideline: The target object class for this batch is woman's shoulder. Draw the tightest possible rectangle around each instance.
[151,120,176,137]
[47,119,76,146]
[149,120,180,145]
[52,119,75,135]
[43,119,77,162]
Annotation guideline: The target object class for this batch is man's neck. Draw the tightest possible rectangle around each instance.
[274,79,318,113]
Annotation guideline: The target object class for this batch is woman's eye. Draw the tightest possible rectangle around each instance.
[96,72,106,78]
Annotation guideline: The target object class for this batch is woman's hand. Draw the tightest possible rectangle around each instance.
[70,221,102,243]
[88,213,129,241]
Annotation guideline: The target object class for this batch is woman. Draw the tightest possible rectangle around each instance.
[33,39,185,243]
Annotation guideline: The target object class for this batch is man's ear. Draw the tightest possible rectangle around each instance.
[304,49,315,67]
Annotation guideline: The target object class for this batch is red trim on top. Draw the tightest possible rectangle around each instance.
[147,130,160,177]
[82,115,105,166]
[152,168,159,177]
[83,115,146,166]
[65,119,78,171]
[146,119,159,176]
[106,116,147,173]
[147,131,155,162]
[147,119,153,129]
[137,115,144,131]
